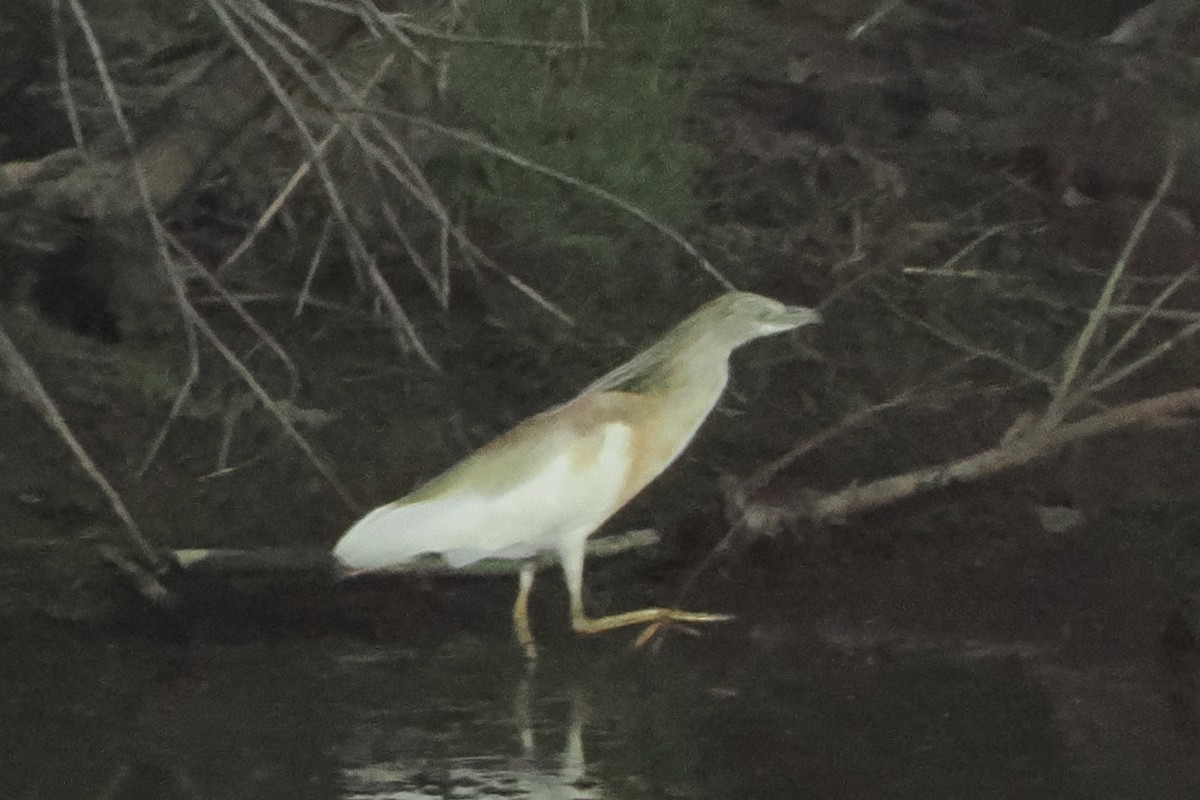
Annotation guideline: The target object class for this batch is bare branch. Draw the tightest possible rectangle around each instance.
[0,320,162,569]
[1079,264,1198,394]
[1047,148,1179,424]
[51,0,85,147]
[205,0,439,369]
[753,387,1200,527]
[881,294,1053,386]
[70,0,357,510]
[378,109,737,291]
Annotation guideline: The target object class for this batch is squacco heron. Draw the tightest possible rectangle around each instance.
[334,291,820,655]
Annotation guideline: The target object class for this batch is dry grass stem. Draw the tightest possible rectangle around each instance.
[212,0,440,368]
[1046,148,1179,424]
[881,295,1052,387]
[386,17,601,50]
[380,109,736,291]
[0,319,162,568]
[1107,305,1200,321]
[51,0,85,147]
[70,0,358,508]
[1079,265,1197,393]
[1089,315,1200,397]
[295,216,334,316]
[136,344,200,478]
[188,304,362,510]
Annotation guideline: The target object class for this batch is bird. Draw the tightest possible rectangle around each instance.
[334,291,820,656]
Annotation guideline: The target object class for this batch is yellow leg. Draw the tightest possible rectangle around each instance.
[560,539,732,648]
[570,604,733,642]
[512,564,537,660]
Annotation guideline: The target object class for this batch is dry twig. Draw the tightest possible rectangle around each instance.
[0,320,162,569]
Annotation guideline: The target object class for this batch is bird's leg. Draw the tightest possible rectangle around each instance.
[513,563,538,660]
[570,604,734,637]
[561,541,731,644]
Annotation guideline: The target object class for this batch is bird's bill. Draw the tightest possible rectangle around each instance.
[771,304,821,332]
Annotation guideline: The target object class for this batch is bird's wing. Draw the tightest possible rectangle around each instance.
[334,391,646,570]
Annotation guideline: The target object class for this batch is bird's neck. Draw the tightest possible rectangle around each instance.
[593,326,736,396]
[588,330,741,505]
[650,335,732,398]
[604,339,732,504]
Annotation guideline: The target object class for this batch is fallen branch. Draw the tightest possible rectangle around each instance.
[103,529,660,614]
[750,387,1200,528]
[171,528,660,579]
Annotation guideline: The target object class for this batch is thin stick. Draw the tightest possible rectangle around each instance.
[51,0,85,147]
[0,320,162,568]
[1047,149,1179,424]
[385,18,600,50]
[295,215,333,316]
[881,295,1053,386]
[378,109,736,291]
[1079,264,1197,393]
[236,0,574,325]
[186,303,363,510]
[70,0,357,509]
[136,341,200,477]
[208,0,438,368]
[353,132,574,323]
[1089,315,1200,397]
[213,43,396,280]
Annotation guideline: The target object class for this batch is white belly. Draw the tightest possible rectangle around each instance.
[334,422,633,570]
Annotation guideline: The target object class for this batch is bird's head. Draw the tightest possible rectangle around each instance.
[687,291,821,350]
[585,290,821,394]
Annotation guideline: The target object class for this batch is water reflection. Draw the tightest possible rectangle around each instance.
[2,625,1197,799]
[335,644,602,799]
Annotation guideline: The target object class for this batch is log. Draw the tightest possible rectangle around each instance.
[170,528,660,578]
[101,529,662,622]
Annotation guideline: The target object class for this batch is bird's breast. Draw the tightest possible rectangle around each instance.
[615,373,727,505]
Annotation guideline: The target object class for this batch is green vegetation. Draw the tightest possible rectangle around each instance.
[430,0,721,272]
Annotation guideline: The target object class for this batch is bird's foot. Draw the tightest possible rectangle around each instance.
[572,605,733,651]
[632,608,734,648]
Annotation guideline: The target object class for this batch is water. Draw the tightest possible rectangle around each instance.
[2,624,1197,799]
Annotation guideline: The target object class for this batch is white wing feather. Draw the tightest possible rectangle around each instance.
[334,422,632,570]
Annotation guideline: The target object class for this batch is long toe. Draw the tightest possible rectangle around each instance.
[633,608,734,648]
[667,609,735,623]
